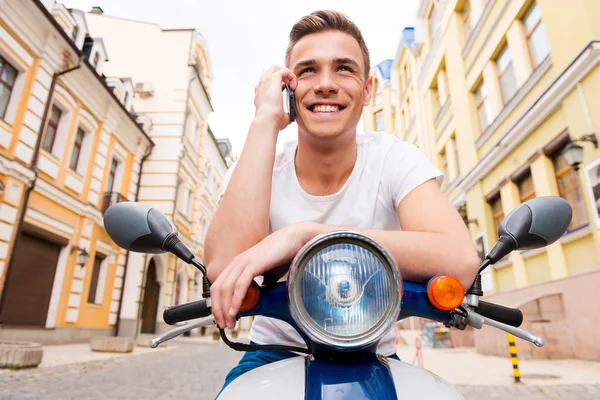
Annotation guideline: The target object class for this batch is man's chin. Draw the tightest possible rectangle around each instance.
[301,123,352,141]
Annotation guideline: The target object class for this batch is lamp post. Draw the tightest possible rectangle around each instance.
[71,246,90,267]
[562,133,598,171]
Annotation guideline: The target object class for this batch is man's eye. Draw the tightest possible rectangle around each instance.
[338,65,352,72]
[299,67,315,75]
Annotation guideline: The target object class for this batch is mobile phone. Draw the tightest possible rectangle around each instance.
[285,84,295,123]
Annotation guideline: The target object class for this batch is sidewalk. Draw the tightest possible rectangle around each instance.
[397,330,600,386]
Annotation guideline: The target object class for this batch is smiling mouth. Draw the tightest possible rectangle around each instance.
[309,104,346,113]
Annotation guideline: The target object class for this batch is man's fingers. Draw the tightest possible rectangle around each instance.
[220,261,248,330]
[229,269,255,323]
[210,267,233,328]
[278,68,297,91]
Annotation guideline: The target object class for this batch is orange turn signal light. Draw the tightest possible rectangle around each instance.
[427,276,465,311]
[239,281,260,312]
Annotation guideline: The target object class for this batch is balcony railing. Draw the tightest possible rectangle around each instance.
[102,191,128,213]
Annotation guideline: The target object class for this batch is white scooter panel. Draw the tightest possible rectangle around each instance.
[218,356,464,399]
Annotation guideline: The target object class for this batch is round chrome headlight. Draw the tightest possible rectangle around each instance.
[287,231,402,350]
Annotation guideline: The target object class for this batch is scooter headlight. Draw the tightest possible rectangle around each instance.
[288,231,401,350]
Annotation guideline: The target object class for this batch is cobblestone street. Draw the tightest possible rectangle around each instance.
[0,341,599,399]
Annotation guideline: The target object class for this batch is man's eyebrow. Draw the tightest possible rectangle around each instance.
[293,59,316,70]
[333,58,360,69]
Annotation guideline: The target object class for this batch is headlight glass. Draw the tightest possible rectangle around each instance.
[288,232,401,350]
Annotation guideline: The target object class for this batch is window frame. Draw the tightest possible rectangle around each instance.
[375,110,384,131]
[523,1,550,69]
[553,148,589,231]
[474,80,492,132]
[42,104,63,153]
[489,194,504,239]
[517,171,536,203]
[0,56,18,120]
[69,126,86,172]
[87,253,106,304]
[496,43,518,105]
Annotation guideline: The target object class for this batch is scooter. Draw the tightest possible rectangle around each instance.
[103,196,572,399]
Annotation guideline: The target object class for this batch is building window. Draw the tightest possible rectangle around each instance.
[428,0,441,41]
[496,44,517,104]
[374,80,382,105]
[87,253,105,304]
[69,127,85,171]
[439,149,449,188]
[462,0,477,43]
[553,149,588,230]
[432,88,441,118]
[106,158,119,192]
[404,64,411,85]
[123,90,129,107]
[452,136,460,178]
[375,110,384,131]
[186,189,194,218]
[474,80,492,131]
[71,25,79,41]
[489,194,504,238]
[0,56,17,120]
[523,1,550,68]
[517,171,536,202]
[42,105,62,153]
[93,52,100,69]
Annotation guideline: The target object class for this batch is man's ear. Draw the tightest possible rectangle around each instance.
[364,76,373,106]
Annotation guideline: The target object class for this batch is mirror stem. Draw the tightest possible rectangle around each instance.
[190,258,211,298]
[467,273,483,297]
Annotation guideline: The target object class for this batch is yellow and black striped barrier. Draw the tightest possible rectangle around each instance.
[507,333,521,383]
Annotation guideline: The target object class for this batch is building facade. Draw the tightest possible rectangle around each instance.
[365,0,600,359]
[84,11,229,338]
[0,0,153,343]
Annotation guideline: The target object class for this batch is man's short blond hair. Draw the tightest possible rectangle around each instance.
[285,10,371,80]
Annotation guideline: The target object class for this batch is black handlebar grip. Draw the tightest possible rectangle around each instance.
[163,299,211,325]
[476,301,523,328]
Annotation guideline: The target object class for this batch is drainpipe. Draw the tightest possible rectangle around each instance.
[0,58,83,310]
[114,142,154,337]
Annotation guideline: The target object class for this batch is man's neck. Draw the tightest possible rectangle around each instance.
[294,132,358,197]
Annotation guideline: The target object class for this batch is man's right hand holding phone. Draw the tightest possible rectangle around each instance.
[253,66,297,132]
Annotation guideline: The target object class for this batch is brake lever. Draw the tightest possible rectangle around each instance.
[150,315,215,348]
[465,309,545,347]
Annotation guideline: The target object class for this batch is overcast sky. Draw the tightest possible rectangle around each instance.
[63,0,419,156]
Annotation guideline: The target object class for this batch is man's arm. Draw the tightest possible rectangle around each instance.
[204,66,297,284]
[204,116,278,283]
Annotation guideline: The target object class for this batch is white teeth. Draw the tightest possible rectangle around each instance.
[313,105,340,113]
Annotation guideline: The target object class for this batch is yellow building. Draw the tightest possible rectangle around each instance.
[367,0,600,359]
[0,0,153,343]
[364,60,396,134]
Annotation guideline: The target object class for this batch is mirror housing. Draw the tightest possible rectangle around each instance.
[104,202,194,263]
[486,196,572,264]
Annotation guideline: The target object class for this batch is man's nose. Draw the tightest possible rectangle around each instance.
[313,72,339,95]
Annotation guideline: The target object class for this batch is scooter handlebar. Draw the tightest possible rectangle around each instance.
[475,301,523,328]
[163,299,212,325]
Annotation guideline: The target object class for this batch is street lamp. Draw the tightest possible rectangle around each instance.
[562,133,598,171]
[71,246,90,267]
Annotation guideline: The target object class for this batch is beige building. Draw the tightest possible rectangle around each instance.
[0,0,230,344]
[366,0,600,360]
[84,10,230,338]
[0,0,153,343]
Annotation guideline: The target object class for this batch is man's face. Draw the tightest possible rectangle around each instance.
[288,31,372,140]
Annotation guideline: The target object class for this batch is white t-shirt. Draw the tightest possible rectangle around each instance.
[219,131,443,356]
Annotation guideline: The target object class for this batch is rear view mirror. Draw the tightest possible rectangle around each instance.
[485,196,572,264]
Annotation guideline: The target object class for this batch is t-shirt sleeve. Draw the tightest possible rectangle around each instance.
[383,142,444,212]
[217,159,238,204]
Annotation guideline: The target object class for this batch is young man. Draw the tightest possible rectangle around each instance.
[206,10,479,388]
